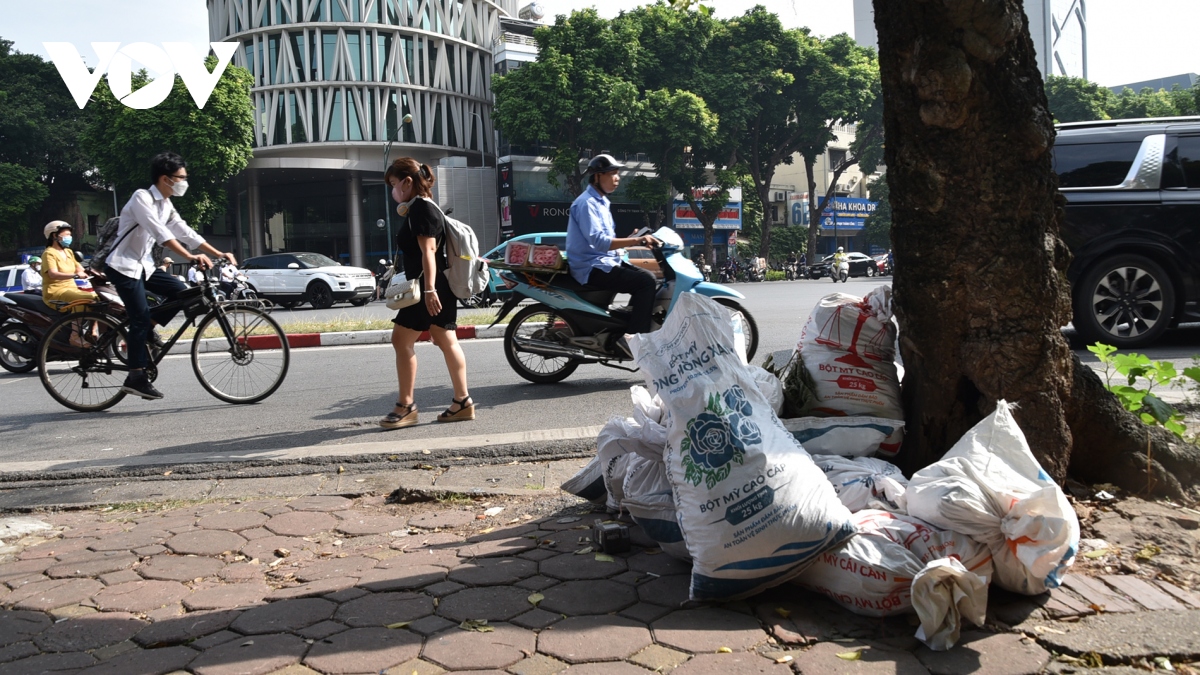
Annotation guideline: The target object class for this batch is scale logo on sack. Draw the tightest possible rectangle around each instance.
[45,42,238,110]
[680,386,760,489]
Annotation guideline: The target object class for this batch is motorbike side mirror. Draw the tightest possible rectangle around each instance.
[74,251,85,263]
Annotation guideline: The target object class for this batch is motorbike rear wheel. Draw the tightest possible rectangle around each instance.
[504,304,581,384]
[714,297,760,363]
[0,323,36,373]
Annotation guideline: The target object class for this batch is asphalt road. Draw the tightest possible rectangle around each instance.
[5,275,1200,468]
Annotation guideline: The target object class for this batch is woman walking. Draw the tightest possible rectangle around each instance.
[380,158,474,429]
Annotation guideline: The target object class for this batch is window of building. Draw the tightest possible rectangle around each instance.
[328,90,345,141]
[347,92,365,141]
[1053,141,1141,188]
[331,0,348,22]
[322,33,337,80]
[346,32,361,81]
[829,148,847,169]
[87,214,99,235]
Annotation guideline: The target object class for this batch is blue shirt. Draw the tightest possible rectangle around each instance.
[567,185,622,284]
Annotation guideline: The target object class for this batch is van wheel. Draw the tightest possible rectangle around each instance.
[1073,254,1175,349]
[307,282,335,309]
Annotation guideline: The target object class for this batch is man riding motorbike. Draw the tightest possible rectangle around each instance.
[566,154,659,356]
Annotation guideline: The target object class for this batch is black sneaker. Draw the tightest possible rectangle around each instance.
[613,336,634,359]
[121,372,163,400]
[147,330,166,354]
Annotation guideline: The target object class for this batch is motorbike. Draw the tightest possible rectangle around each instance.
[784,262,797,281]
[701,263,712,282]
[0,259,130,373]
[719,260,738,284]
[215,268,259,303]
[489,226,759,384]
[833,258,850,283]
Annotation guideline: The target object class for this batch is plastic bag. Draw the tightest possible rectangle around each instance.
[781,417,905,457]
[794,510,992,618]
[905,400,1079,595]
[796,288,904,454]
[811,454,908,513]
[913,558,988,651]
[629,293,854,602]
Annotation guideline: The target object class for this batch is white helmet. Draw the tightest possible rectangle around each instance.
[837,246,844,252]
[44,220,72,239]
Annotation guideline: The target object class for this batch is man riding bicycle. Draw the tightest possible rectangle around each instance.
[104,152,236,400]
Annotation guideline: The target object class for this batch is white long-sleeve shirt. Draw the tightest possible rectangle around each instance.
[107,186,206,281]
[20,267,41,291]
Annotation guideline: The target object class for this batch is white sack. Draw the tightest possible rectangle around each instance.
[560,456,606,504]
[622,455,690,560]
[906,400,1079,595]
[812,455,909,513]
[629,293,854,602]
[794,510,992,618]
[749,366,785,416]
[913,558,989,651]
[797,287,903,455]
[593,386,672,510]
[782,417,906,458]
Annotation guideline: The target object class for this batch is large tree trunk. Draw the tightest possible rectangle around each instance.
[872,0,1200,498]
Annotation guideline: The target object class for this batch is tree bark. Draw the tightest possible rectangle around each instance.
[873,0,1200,498]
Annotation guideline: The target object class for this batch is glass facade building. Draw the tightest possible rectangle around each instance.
[207,0,515,266]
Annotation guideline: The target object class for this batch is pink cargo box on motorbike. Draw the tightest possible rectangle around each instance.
[505,241,533,266]
[529,244,564,269]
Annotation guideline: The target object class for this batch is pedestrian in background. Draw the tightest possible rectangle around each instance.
[379,157,474,429]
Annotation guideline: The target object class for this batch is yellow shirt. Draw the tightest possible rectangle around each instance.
[41,246,79,296]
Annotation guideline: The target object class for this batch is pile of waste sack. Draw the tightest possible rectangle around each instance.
[562,291,1080,651]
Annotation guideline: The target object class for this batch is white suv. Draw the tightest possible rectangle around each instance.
[241,252,374,309]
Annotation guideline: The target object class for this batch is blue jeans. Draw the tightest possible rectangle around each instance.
[104,266,188,369]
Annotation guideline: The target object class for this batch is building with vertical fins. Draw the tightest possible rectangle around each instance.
[207,0,510,266]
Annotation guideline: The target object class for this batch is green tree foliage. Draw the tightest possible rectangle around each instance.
[794,36,882,258]
[82,57,254,229]
[1110,86,1188,119]
[1045,75,1200,123]
[1044,75,1114,123]
[0,38,95,244]
[492,10,640,197]
[617,3,735,261]
[863,174,891,250]
[0,163,48,247]
[625,175,674,229]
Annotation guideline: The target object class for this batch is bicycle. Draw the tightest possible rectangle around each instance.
[37,267,290,412]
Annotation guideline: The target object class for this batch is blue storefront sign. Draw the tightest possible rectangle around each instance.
[819,197,876,233]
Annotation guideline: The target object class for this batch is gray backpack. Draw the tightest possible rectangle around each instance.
[419,198,489,299]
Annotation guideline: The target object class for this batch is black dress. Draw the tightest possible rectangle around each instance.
[392,198,457,332]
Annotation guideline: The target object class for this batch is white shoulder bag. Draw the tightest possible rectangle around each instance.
[385,271,422,310]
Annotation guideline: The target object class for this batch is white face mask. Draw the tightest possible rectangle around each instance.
[171,179,189,197]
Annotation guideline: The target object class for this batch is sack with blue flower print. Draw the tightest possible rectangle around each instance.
[628,293,855,603]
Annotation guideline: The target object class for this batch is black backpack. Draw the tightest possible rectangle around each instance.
[87,216,165,272]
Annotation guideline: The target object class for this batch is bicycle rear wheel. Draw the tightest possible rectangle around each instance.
[38,311,129,412]
[191,305,290,403]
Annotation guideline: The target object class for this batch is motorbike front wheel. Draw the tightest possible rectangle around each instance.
[504,305,581,384]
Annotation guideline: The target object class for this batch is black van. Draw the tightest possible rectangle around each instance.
[1055,116,1200,348]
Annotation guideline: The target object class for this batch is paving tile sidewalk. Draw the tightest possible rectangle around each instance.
[0,488,1197,675]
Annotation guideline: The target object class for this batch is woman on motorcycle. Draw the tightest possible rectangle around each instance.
[40,221,98,346]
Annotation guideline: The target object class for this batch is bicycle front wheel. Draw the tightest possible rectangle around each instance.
[38,311,129,412]
[191,306,290,404]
